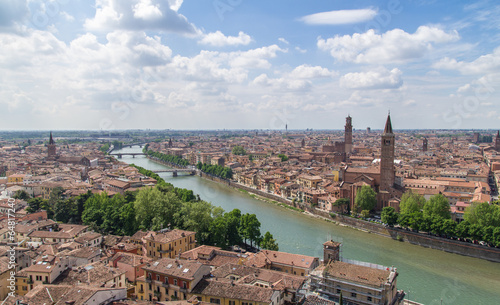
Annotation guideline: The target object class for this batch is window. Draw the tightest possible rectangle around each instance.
[210,298,221,304]
[351,293,357,298]
[337,289,341,293]
[156,275,160,281]
[367,296,372,301]
[229,301,235,305]
[174,279,178,286]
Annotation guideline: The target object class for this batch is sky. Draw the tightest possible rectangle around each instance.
[0,0,499,131]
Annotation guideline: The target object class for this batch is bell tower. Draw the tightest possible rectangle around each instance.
[345,115,352,153]
[380,114,395,191]
[47,131,56,159]
[495,131,500,152]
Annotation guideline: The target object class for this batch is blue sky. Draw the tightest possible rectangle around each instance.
[0,0,499,130]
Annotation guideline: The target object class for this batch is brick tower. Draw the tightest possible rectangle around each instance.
[345,115,352,153]
[380,114,395,191]
[496,130,500,151]
[423,137,428,152]
[47,131,56,159]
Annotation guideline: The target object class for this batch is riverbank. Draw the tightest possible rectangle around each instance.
[190,168,500,263]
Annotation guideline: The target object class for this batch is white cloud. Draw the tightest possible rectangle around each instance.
[84,0,198,35]
[299,8,377,25]
[318,26,459,64]
[199,31,252,47]
[133,0,162,20]
[433,47,500,74]
[60,11,76,22]
[252,64,335,91]
[278,38,289,44]
[289,64,336,79]
[340,67,402,89]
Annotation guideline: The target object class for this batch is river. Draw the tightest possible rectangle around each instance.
[114,146,500,305]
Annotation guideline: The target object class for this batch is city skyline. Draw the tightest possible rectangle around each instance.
[1,0,499,130]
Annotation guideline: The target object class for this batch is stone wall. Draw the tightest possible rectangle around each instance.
[387,228,500,263]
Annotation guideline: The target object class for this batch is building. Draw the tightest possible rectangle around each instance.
[144,229,197,259]
[345,115,353,154]
[190,279,282,305]
[136,258,210,302]
[380,114,395,192]
[308,241,403,305]
[422,138,428,152]
[244,250,319,276]
[47,131,56,159]
[496,130,500,151]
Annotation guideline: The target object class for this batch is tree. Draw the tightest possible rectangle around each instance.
[334,198,350,214]
[260,231,279,250]
[360,210,370,219]
[354,185,376,212]
[232,145,246,155]
[225,209,242,247]
[13,190,30,200]
[277,154,288,162]
[381,207,398,226]
[399,190,425,215]
[180,200,217,245]
[241,213,261,248]
[26,197,47,213]
[424,194,451,219]
[464,202,500,228]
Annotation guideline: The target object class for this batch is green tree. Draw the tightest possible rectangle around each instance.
[381,207,398,227]
[232,145,246,155]
[424,194,450,219]
[277,154,288,162]
[26,197,47,213]
[13,190,30,200]
[54,197,77,223]
[360,210,370,219]
[260,231,279,250]
[225,209,242,247]
[134,187,181,231]
[399,190,425,215]
[464,202,500,227]
[354,185,376,212]
[241,213,261,248]
[334,198,350,214]
[180,200,217,245]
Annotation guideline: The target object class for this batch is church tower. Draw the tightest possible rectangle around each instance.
[380,114,395,191]
[423,137,428,152]
[47,131,56,159]
[495,130,500,151]
[345,115,353,153]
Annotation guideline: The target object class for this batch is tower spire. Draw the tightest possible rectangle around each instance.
[49,131,55,145]
[384,114,393,134]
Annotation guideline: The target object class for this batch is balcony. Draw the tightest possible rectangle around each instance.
[138,289,144,294]
[145,277,152,283]
[162,282,170,288]
[154,291,162,298]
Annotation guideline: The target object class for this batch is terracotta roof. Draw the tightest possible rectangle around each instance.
[191,279,275,303]
[146,229,196,244]
[142,258,205,280]
[318,260,393,288]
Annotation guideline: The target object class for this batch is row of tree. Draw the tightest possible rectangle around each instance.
[196,162,233,180]
[381,191,500,246]
[146,150,190,167]
[21,165,277,251]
